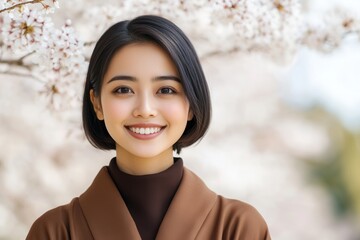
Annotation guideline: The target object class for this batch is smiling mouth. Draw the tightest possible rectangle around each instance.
[127,127,164,135]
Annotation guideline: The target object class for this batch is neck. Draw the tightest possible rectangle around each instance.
[115,147,174,175]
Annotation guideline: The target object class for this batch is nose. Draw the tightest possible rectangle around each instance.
[132,92,157,118]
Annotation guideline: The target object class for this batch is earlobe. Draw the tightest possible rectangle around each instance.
[187,109,194,121]
[90,89,104,120]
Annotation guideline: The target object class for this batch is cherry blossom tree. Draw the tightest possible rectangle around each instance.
[1,1,360,239]
[1,0,359,111]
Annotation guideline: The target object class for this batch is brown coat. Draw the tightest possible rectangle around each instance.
[26,167,271,240]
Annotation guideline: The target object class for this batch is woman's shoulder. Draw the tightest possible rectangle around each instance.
[26,197,92,240]
[216,195,265,219]
[183,168,268,224]
[209,195,271,239]
[182,168,271,239]
[26,199,74,239]
[217,195,267,222]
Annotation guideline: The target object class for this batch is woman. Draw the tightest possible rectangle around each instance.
[26,15,271,240]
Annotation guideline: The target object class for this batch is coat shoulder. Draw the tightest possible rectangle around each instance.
[217,196,267,224]
[26,199,74,240]
[204,196,271,240]
[26,197,91,240]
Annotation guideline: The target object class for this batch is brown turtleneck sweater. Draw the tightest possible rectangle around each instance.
[107,157,183,240]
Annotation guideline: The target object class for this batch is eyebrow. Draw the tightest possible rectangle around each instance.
[107,75,181,84]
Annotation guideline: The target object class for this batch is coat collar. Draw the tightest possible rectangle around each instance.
[79,166,217,240]
[156,168,217,240]
[79,167,141,240]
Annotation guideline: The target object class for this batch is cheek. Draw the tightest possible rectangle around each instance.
[162,100,190,122]
[102,98,132,120]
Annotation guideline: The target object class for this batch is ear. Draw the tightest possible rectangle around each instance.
[90,89,104,120]
[187,108,194,121]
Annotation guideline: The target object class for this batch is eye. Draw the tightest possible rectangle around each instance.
[158,87,177,94]
[114,87,133,94]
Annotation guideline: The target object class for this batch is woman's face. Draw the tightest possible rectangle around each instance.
[91,42,192,162]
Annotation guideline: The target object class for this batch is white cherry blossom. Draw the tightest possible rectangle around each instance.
[0,0,360,110]
[1,6,53,53]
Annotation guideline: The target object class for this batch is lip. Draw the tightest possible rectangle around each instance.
[125,123,166,140]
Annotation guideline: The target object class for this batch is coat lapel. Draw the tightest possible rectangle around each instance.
[78,167,141,240]
[156,168,217,240]
[78,166,217,240]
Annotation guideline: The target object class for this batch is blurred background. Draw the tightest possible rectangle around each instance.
[0,0,359,239]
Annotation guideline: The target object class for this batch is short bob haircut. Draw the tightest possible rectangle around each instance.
[83,15,211,154]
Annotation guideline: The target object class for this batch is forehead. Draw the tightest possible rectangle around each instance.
[105,42,178,77]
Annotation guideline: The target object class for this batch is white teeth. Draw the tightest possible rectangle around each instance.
[129,127,162,135]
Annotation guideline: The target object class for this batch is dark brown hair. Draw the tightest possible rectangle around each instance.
[82,15,211,153]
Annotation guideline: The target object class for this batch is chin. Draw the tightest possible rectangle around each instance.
[130,150,170,160]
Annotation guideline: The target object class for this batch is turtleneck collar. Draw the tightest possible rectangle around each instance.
[107,157,183,240]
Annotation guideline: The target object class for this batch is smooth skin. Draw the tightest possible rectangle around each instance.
[90,43,193,175]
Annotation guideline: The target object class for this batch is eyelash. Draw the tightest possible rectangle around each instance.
[113,87,133,94]
[157,87,177,94]
[113,87,177,95]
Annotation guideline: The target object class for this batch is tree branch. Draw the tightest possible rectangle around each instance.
[0,52,36,70]
[0,70,33,78]
[84,41,96,47]
[0,0,44,14]
[19,51,36,62]
[200,47,240,61]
